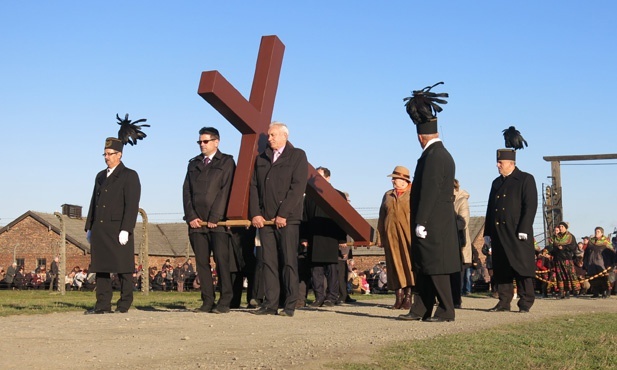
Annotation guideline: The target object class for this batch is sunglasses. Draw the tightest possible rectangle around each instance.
[196,139,217,145]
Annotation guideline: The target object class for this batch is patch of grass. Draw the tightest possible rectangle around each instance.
[0,290,204,316]
[0,290,389,316]
[334,313,617,370]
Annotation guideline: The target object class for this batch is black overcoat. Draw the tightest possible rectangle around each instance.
[85,162,141,274]
[182,150,236,233]
[249,143,308,224]
[411,141,460,275]
[484,167,538,278]
[301,191,347,264]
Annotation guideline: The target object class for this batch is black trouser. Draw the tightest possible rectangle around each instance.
[450,270,462,306]
[259,225,300,311]
[250,241,265,304]
[211,232,235,308]
[337,260,349,302]
[240,228,258,306]
[494,266,535,311]
[416,273,455,320]
[95,272,133,311]
[189,232,218,308]
[311,262,339,303]
[297,257,311,304]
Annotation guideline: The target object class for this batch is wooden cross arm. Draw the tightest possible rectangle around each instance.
[199,220,274,228]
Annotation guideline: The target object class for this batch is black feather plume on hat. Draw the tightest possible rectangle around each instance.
[403,82,449,125]
[116,113,150,146]
[502,126,528,150]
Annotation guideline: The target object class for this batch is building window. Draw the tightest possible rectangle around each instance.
[16,258,25,267]
[37,258,47,269]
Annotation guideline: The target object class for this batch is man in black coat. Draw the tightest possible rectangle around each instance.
[484,149,537,313]
[85,137,141,314]
[250,122,308,317]
[301,167,347,307]
[183,127,236,313]
[399,83,459,322]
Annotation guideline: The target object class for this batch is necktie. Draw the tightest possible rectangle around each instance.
[273,151,280,163]
[203,157,211,165]
[106,168,111,177]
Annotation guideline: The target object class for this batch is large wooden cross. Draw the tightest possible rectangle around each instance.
[197,35,373,245]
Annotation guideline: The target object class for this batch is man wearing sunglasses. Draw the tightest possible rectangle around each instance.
[183,127,236,314]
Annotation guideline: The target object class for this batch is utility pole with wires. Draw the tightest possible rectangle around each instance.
[543,153,617,243]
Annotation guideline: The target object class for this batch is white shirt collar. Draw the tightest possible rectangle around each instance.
[106,165,118,177]
[423,138,442,152]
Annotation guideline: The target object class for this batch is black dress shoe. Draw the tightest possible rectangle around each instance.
[194,305,213,313]
[488,305,511,312]
[116,308,129,313]
[278,309,294,317]
[253,307,277,316]
[519,308,530,313]
[322,300,335,307]
[454,304,462,309]
[397,312,423,321]
[212,306,230,314]
[84,308,113,315]
[423,317,454,322]
[345,297,357,303]
[309,301,324,308]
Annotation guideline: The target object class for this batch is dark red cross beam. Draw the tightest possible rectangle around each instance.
[197,35,373,245]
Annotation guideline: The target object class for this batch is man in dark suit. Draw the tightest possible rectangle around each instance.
[301,167,347,308]
[399,83,459,322]
[250,122,308,317]
[183,127,236,313]
[85,137,141,314]
[484,147,537,313]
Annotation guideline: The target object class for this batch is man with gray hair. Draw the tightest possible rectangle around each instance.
[250,122,308,317]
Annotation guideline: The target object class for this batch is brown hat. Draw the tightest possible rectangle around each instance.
[105,137,124,152]
[387,166,411,182]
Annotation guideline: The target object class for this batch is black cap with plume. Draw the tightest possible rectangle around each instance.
[403,81,448,134]
[104,113,149,152]
[497,126,527,161]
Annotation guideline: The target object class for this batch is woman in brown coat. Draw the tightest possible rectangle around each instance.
[377,166,415,309]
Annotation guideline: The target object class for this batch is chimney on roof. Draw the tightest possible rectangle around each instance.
[61,204,82,219]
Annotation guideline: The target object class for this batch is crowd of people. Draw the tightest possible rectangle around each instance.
[536,223,616,299]
[6,88,613,320]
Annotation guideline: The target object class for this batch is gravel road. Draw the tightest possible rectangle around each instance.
[1,295,615,369]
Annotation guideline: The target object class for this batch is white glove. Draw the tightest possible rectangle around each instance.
[119,230,129,245]
[86,230,91,244]
[415,225,427,239]
[518,233,528,241]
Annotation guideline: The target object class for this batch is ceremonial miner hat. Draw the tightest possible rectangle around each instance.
[104,113,150,152]
[497,126,527,161]
[105,137,124,152]
[403,82,448,134]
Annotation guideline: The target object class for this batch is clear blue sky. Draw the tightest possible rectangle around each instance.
[1,1,616,243]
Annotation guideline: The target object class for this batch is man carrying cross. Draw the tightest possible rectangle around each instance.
[183,127,236,313]
[250,122,308,317]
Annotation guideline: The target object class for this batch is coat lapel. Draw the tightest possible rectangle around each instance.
[102,162,125,188]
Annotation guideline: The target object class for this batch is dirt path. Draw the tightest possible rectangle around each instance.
[1,295,615,369]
